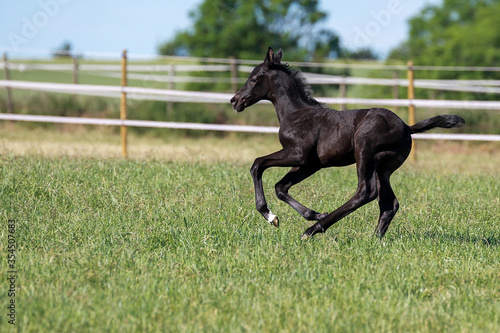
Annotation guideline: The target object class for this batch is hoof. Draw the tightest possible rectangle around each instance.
[271,216,279,228]
[301,225,322,240]
[300,233,311,240]
[267,213,279,228]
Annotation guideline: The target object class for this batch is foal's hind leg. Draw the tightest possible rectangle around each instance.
[301,161,378,239]
[275,166,328,221]
[375,171,399,238]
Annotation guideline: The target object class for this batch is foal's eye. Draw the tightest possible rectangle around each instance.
[250,78,257,84]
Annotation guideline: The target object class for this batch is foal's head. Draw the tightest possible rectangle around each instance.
[231,47,322,112]
[230,47,283,112]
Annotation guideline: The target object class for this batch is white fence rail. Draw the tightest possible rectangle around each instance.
[4,61,500,93]
[1,79,500,142]
[1,113,499,142]
[0,62,233,73]
[0,114,280,133]
[2,80,500,109]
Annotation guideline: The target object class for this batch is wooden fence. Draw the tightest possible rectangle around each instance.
[1,50,500,159]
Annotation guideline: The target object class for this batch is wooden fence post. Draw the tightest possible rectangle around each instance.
[120,50,128,158]
[72,56,79,101]
[167,63,175,115]
[230,56,238,93]
[407,61,416,162]
[339,76,347,111]
[72,56,79,85]
[3,53,14,113]
[392,70,399,113]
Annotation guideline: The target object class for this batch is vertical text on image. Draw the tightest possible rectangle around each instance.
[6,219,16,326]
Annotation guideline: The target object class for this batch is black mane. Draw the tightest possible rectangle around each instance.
[271,63,324,107]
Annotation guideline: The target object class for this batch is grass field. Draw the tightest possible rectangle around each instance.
[1,127,500,332]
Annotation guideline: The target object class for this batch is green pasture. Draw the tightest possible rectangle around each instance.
[0,55,499,331]
[0,129,499,332]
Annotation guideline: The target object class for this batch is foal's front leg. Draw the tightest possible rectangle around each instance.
[275,166,328,221]
[250,149,302,227]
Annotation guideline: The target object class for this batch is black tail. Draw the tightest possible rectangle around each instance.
[410,114,465,134]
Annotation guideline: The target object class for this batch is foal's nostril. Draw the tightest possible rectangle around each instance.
[231,95,243,110]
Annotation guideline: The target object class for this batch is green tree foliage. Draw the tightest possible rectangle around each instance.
[53,41,73,58]
[344,47,378,60]
[158,0,341,61]
[403,0,500,67]
[389,0,500,99]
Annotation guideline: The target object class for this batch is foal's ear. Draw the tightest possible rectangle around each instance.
[274,48,283,64]
[264,47,274,65]
[264,47,283,65]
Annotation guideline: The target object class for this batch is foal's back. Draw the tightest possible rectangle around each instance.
[304,106,411,167]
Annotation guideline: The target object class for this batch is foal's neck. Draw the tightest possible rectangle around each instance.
[269,71,317,124]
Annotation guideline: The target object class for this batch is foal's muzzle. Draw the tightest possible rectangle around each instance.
[230,94,246,112]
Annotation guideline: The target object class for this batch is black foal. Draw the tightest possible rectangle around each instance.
[231,47,465,239]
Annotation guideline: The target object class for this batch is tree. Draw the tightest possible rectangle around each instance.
[158,0,341,61]
[389,0,500,68]
[53,41,73,58]
[344,47,378,60]
[388,0,500,100]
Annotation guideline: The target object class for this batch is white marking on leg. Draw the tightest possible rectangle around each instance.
[267,212,277,224]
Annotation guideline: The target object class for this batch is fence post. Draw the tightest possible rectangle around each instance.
[120,50,128,158]
[72,56,79,101]
[230,56,238,93]
[167,63,175,114]
[392,70,399,113]
[407,61,416,162]
[3,53,14,113]
[339,76,347,111]
[72,56,79,84]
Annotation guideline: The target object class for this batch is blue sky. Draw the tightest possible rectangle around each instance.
[0,0,441,58]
